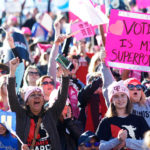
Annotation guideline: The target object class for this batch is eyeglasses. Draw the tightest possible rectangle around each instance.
[28,71,39,76]
[42,81,54,86]
[84,142,100,148]
[0,70,8,74]
[127,84,143,90]
[29,93,43,98]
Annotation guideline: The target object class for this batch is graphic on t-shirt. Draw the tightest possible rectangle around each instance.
[122,125,136,139]
[111,124,137,139]
[27,119,52,150]
[111,124,121,138]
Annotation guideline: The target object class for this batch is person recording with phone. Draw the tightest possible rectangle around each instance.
[47,19,85,120]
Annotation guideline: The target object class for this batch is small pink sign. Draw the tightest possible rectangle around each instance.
[106,9,150,72]
[71,21,95,41]
[136,0,150,9]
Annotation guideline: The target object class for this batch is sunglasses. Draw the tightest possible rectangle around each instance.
[28,71,39,76]
[0,70,8,74]
[42,81,54,86]
[127,84,143,90]
[84,142,100,148]
[29,93,43,98]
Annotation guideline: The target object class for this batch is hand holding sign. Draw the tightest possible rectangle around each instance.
[100,48,106,63]
[54,34,67,45]
[22,144,30,150]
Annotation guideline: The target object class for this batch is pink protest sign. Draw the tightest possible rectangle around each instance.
[136,0,150,9]
[106,9,150,72]
[71,21,95,41]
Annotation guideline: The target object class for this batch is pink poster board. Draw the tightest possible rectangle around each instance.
[71,21,95,41]
[136,0,150,9]
[106,9,150,72]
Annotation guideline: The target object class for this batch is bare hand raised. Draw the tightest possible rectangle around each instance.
[9,57,20,77]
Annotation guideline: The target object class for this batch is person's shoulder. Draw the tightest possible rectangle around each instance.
[129,114,145,120]
[101,116,112,123]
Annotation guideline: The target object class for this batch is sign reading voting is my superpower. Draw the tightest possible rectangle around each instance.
[106,9,150,72]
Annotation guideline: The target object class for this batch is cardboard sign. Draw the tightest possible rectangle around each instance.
[106,9,150,72]
[40,13,53,32]
[71,21,94,40]
[136,0,150,9]
[5,1,21,13]
[69,0,109,26]
[0,110,16,131]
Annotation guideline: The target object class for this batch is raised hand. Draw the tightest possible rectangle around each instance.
[99,48,106,63]
[9,57,20,77]
[54,34,67,46]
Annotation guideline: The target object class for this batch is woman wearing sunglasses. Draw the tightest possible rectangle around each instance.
[36,75,55,102]
[99,49,150,128]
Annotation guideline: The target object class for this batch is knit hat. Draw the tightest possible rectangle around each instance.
[37,43,52,53]
[124,78,141,86]
[24,86,43,103]
[21,27,31,35]
[108,80,130,102]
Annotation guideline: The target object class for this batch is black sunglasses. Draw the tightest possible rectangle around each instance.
[84,142,100,148]
[127,84,143,90]
[42,81,54,86]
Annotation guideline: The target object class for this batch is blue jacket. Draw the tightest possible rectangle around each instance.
[0,132,18,150]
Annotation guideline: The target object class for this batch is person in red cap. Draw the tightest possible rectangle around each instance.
[99,48,150,129]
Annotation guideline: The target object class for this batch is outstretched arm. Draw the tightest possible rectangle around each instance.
[99,49,115,107]
[50,66,70,121]
[7,57,24,113]
[47,20,67,86]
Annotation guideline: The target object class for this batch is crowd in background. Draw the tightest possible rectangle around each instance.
[0,0,150,150]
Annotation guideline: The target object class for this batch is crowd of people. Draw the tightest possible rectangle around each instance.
[0,0,150,150]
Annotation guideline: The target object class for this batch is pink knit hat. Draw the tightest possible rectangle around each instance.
[108,80,130,102]
[21,27,31,35]
[37,43,52,53]
[24,86,43,103]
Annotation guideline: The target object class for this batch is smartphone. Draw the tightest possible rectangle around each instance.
[55,54,74,71]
